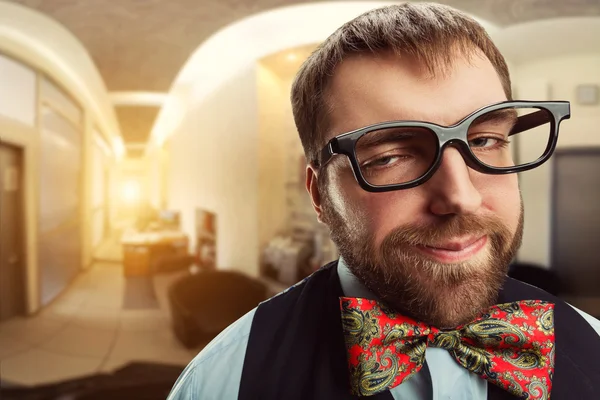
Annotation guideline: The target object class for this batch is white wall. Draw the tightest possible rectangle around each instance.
[91,130,111,249]
[0,54,36,126]
[167,66,259,275]
[148,152,161,210]
[257,64,289,251]
[146,146,167,211]
[514,54,600,267]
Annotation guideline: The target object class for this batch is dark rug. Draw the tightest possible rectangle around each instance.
[123,277,159,309]
[0,362,186,400]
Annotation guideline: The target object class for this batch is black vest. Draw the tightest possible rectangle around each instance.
[239,261,600,399]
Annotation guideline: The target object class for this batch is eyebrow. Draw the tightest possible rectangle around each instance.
[355,129,420,148]
[470,108,518,128]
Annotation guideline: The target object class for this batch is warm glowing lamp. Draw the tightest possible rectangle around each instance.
[121,180,141,204]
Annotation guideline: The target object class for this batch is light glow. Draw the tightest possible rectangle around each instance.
[120,179,141,204]
[113,136,126,159]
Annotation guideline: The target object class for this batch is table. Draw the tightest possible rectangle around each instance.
[121,230,189,276]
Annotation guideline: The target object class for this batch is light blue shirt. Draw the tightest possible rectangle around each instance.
[167,258,600,400]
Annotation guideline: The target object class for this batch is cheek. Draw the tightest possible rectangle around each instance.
[478,173,521,230]
[323,163,360,221]
[327,164,422,241]
[356,190,424,247]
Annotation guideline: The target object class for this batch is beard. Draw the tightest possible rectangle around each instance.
[321,187,524,329]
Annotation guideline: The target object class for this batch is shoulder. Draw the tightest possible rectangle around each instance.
[568,303,600,337]
[258,263,338,308]
[245,264,338,336]
[507,278,600,335]
[165,264,335,400]
[166,307,256,400]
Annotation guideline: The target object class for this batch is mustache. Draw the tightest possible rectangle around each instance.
[382,213,511,249]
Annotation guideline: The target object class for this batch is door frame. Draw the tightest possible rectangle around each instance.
[0,141,26,320]
[0,115,39,315]
[550,147,600,272]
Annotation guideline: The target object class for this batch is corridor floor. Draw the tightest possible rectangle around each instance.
[0,260,203,386]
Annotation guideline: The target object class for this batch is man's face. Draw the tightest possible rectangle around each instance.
[306,49,523,328]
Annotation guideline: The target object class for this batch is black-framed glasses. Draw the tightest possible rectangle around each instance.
[315,100,571,193]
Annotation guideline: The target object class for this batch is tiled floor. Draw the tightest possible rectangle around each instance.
[0,260,203,386]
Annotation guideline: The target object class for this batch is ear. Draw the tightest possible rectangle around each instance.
[306,163,325,223]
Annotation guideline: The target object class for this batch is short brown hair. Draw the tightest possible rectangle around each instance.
[291,2,512,166]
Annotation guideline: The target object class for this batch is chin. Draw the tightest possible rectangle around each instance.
[366,248,508,328]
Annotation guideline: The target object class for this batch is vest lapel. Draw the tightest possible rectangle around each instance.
[239,262,394,400]
[487,380,518,400]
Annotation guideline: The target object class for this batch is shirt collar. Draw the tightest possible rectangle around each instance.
[337,256,381,301]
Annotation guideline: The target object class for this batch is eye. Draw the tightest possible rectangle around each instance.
[469,137,497,148]
[361,153,411,170]
[369,155,401,167]
[468,136,509,149]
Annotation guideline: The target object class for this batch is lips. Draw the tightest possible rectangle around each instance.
[415,235,488,263]
[424,236,482,251]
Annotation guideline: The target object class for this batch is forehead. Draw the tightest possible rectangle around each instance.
[324,50,508,140]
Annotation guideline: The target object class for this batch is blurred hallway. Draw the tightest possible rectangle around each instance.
[0,236,201,386]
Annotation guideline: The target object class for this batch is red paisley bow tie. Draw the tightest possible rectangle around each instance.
[340,298,555,399]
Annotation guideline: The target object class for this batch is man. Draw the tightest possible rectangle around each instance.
[167,3,600,399]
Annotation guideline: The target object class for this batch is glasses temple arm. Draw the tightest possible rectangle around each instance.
[317,141,335,168]
[509,110,551,136]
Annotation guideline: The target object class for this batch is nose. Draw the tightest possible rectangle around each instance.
[426,147,482,216]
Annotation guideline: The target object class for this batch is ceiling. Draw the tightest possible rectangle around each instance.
[114,106,160,143]
[7,0,600,150]
[259,44,318,81]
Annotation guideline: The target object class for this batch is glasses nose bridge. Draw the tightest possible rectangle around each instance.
[434,123,479,170]
[436,121,468,145]
[437,121,469,149]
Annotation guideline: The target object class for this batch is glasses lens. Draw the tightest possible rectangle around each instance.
[355,127,438,186]
[468,106,553,169]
